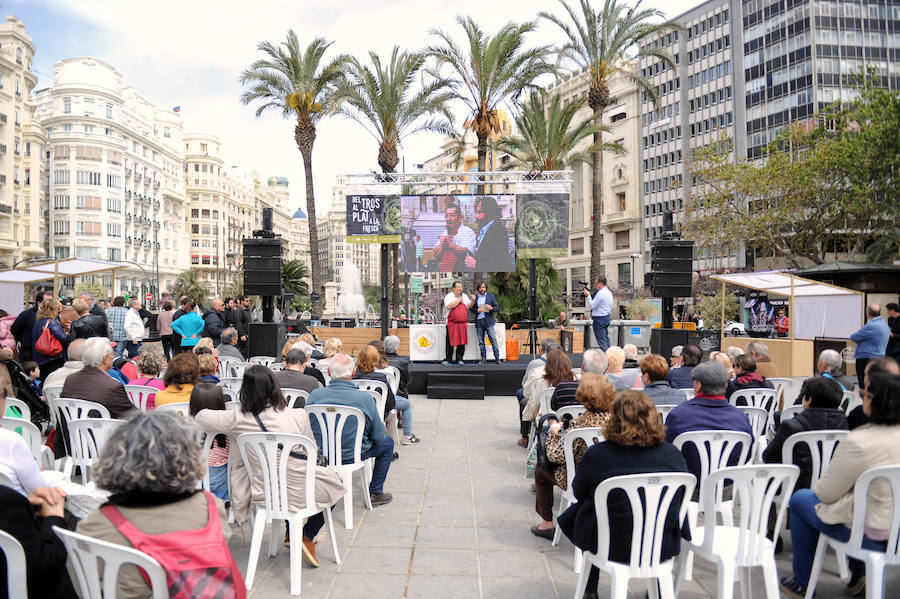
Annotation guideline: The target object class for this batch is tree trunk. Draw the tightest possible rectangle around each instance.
[380,147,401,319]
[296,121,322,319]
[476,130,488,195]
[590,105,605,281]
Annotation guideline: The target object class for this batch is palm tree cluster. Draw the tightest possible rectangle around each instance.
[239,0,678,318]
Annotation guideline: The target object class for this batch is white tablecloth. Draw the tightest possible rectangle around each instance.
[409,323,506,362]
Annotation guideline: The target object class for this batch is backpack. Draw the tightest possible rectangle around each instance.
[100,492,246,598]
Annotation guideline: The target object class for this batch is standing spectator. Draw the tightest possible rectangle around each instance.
[171,296,190,322]
[0,309,16,354]
[584,276,613,351]
[78,291,108,336]
[202,298,228,347]
[222,297,236,328]
[70,298,106,339]
[885,302,900,361]
[43,338,85,390]
[726,354,774,400]
[60,338,135,419]
[235,296,252,359]
[850,303,891,389]
[666,344,701,389]
[747,340,781,380]
[441,281,472,365]
[106,296,129,358]
[470,281,501,363]
[815,349,856,391]
[157,300,176,359]
[10,291,45,362]
[217,328,244,360]
[154,352,201,407]
[171,299,204,351]
[274,346,321,398]
[384,335,409,400]
[639,354,688,406]
[31,298,71,383]
[122,299,144,358]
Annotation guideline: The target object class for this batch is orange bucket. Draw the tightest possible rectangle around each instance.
[506,336,520,362]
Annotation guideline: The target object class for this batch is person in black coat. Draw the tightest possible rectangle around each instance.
[9,291,45,362]
[0,485,78,599]
[763,376,848,490]
[464,197,512,272]
[384,335,410,399]
[558,390,691,599]
[78,292,109,337]
[201,299,227,346]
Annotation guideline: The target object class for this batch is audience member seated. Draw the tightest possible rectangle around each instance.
[726,354,774,400]
[748,340,780,379]
[189,382,230,501]
[61,337,135,419]
[300,341,327,386]
[78,411,240,596]
[130,348,167,395]
[604,346,641,392]
[154,352,200,407]
[353,345,395,417]
[299,333,325,360]
[816,349,856,391]
[316,337,343,373]
[516,339,559,447]
[198,353,221,384]
[622,343,639,369]
[195,366,345,564]
[368,339,418,444]
[0,484,77,598]
[0,394,47,494]
[531,374,615,539]
[763,376,848,490]
[307,354,394,509]
[217,328,244,360]
[558,390,691,598]
[847,357,900,430]
[550,348,607,411]
[523,348,577,422]
[709,351,735,379]
[192,337,218,357]
[666,344,701,389]
[384,335,410,399]
[108,357,131,385]
[275,346,322,398]
[669,345,683,369]
[726,346,744,362]
[639,354,687,406]
[780,373,900,598]
[42,337,85,390]
[665,361,754,479]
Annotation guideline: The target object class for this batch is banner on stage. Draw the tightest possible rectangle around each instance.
[515,192,570,258]
[346,194,401,243]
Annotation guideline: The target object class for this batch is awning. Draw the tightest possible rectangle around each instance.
[0,258,130,284]
[710,271,859,298]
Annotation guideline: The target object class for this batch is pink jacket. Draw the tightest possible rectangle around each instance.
[0,315,16,353]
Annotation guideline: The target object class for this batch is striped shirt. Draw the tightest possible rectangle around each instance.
[550,380,581,412]
[209,435,229,467]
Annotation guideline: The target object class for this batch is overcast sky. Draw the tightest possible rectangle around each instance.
[16,0,696,215]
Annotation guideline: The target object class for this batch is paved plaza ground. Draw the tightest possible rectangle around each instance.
[227,394,900,598]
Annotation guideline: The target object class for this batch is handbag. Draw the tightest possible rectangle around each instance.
[534,414,558,473]
[34,321,63,357]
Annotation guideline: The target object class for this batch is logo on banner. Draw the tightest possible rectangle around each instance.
[415,331,437,354]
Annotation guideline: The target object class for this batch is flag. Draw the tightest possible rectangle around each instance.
[173,106,181,112]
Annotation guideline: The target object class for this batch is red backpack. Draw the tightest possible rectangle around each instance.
[100,492,246,599]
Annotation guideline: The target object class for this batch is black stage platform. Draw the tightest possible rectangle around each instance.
[408,354,584,398]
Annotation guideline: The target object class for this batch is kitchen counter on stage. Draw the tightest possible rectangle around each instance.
[409,323,506,362]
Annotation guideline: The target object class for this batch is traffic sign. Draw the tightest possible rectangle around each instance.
[145,293,153,302]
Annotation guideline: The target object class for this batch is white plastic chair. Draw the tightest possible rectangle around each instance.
[0,529,27,598]
[68,418,125,483]
[0,416,50,467]
[656,404,678,424]
[780,405,805,422]
[675,464,799,599]
[730,388,778,429]
[768,377,793,407]
[249,356,277,367]
[237,432,341,595]
[306,404,373,529]
[227,362,254,379]
[124,385,157,412]
[225,400,240,410]
[556,404,586,422]
[282,388,310,409]
[219,377,243,393]
[736,405,769,442]
[42,385,63,427]
[50,398,111,456]
[154,402,191,417]
[217,356,240,379]
[538,386,556,417]
[679,388,695,400]
[575,473,696,599]
[54,526,169,599]
[350,379,388,419]
[221,387,238,402]
[269,362,285,372]
[5,397,31,422]
[375,367,400,395]
[839,390,861,415]
[314,362,331,385]
[805,465,900,599]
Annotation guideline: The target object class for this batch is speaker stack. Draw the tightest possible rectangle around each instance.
[242,238,283,297]
[647,239,694,298]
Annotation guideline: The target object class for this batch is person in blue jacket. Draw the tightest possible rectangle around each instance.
[470,281,501,363]
[171,299,204,351]
[850,303,890,389]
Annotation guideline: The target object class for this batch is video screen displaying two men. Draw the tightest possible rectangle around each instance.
[400,194,515,273]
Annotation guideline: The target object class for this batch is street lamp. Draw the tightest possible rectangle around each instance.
[629,253,641,298]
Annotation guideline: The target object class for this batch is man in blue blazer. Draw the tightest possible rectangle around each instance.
[470,281,501,363]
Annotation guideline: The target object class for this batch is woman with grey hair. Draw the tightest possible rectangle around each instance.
[76,411,238,597]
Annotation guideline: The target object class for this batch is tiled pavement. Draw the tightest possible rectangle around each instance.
[227,395,899,598]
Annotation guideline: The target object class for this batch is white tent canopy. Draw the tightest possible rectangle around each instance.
[0,258,130,313]
[711,271,863,340]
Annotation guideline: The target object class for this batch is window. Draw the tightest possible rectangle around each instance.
[615,230,630,249]
[53,220,69,234]
[76,171,101,185]
[54,170,70,185]
[617,192,626,212]
[571,237,584,255]
[200,143,208,152]
[76,196,102,210]
[63,98,71,114]
[106,174,121,188]
[107,198,121,213]
[75,246,101,259]
[107,248,121,261]
[54,247,70,259]
[75,145,102,161]
[106,103,113,118]
[618,262,632,288]
[163,127,170,138]
[84,125,94,134]
[53,195,69,209]
[107,223,122,237]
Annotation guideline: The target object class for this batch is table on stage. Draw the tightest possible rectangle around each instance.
[409,323,506,362]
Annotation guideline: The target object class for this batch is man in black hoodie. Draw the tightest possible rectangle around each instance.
[78,291,108,338]
[70,298,108,339]
[10,291,45,362]
[202,298,227,347]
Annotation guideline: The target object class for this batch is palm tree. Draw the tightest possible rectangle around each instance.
[338,46,455,312]
[540,0,679,280]
[282,259,310,297]
[240,32,350,319]
[489,258,564,323]
[866,227,900,264]
[173,270,209,308]
[496,90,623,171]
[426,17,555,178]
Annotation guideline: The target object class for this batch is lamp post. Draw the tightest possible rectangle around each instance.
[629,253,641,298]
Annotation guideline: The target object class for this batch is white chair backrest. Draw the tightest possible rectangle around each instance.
[5,397,30,422]
[282,388,310,409]
[780,405,805,422]
[0,529,28,599]
[563,427,604,491]
[268,362,284,372]
[592,473,696,575]
[224,400,240,411]
[673,430,753,489]
[656,404,678,424]
[217,356,239,379]
[249,356,277,367]
[221,387,238,402]
[0,416,43,461]
[51,398,111,456]
[737,405,769,440]
[375,367,400,395]
[305,404,365,468]
[43,385,63,427]
[699,464,799,566]
[154,402,191,417]
[782,429,849,488]
[844,466,900,561]
[68,418,125,481]
[219,377,243,393]
[54,526,169,599]
[840,390,861,415]
[124,385,157,412]
[199,430,219,491]
[768,377,793,405]
[227,362,254,379]
[351,379,388,417]
[237,432,317,520]
[679,388,695,400]
[730,387,778,418]
[556,404,586,422]
[538,386,556,416]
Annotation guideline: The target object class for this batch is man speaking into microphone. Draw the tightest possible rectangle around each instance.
[584,276,613,350]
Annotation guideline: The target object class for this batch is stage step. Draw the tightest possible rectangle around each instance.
[427,373,485,400]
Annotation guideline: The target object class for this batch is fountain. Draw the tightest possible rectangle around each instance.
[337,263,366,316]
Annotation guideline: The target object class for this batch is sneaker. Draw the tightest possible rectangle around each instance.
[401,433,420,444]
[441,360,451,366]
[301,536,320,567]
[457,360,465,365]
[845,570,865,596]
[370,492,393,506]
[780,577,813,599]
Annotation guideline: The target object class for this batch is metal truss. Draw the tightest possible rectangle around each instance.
[342,170,573,186]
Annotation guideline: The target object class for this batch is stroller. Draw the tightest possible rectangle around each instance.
[4,358,49,428]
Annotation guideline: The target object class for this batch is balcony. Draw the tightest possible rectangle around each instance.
[0,204,11,215]
[126,168,132,177]
[153,180,160,189]
[0,114,6,124]
[125,213,131,221]
[135,172,142,181]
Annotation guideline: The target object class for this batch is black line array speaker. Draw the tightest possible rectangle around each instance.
[649,239,694,298]
[249,322,285,358]
[243,238,284,297]
[650,328,690,358]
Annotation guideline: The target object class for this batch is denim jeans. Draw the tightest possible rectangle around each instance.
[789,488,884,586]
[113,340,127,358]
[475,319,500,360]
[592,315,610,351]
[362,435,394,494]
[394,395,413,436]
[208,464,229,501]
[122,340,141,359]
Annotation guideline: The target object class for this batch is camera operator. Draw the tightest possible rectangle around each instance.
[583,276,613,350]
